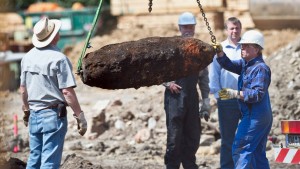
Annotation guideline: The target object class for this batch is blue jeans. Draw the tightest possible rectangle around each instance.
[217,98,241,169]
[26,108,67,169]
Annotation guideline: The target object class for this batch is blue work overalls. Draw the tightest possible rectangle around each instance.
[217,55,273,169]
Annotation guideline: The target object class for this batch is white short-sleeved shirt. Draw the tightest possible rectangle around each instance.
[20,45,76,110]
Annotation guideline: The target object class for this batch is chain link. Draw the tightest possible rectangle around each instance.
[147,0,215,43]
[196,0,216,44]
[148,0,153,13]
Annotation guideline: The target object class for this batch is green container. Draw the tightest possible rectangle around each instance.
[20,8,97,49]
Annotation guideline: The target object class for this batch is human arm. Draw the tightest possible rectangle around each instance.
[55,55,87,135]
[219,63,271,102]
[62,87,87,136]
[212,42,242,75]
[163,81,182,94]
[19,58,30,126]
[212,42,224,57]
[210,42,241,94]
[199,98,210,121]
[20,85,30,127]
[19,62,29,126]
[198,68,211,121]
[242,64,271,103]
[198,68,210,98]
[62,87,81,116]
[216,54,243,75]
[56,56,87,135]
[218,88,244,100]
[20,85,29,111]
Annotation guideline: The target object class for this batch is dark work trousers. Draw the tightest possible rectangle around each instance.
[164,75,201,169]
[217,98,241,169]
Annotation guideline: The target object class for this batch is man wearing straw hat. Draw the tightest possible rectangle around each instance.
[20,17,87,169]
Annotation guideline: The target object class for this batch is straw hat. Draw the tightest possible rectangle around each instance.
[32,17,61,48]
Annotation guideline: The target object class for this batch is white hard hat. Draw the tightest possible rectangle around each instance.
[178,12,196,25]
[240,30,264,49]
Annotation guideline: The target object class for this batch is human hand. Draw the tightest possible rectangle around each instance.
[200,111,210,122]
[168,82,182,94]
[219,88,238,100]
[211,42,224,57]
[23,110,30,127]
[22,105,30,127]
[73,112,87,136]
[211,42,222,52]
[199,98,210,121]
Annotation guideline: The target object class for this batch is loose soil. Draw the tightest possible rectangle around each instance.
[1,24,300,169]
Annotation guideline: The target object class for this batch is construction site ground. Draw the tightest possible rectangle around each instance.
[1,23,300,169]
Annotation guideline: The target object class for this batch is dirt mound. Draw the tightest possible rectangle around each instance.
[0,157,26,169]
[267,34,300,136]
[60,154,103,169]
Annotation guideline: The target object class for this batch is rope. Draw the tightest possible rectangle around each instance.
[76,0,103,75]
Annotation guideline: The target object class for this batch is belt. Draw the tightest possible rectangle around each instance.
[40,104,59,110]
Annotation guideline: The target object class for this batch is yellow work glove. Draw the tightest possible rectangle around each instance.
[219,88,238,100]
[211,42,223,53]
[73,112,87,136]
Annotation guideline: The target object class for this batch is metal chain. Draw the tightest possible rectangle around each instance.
[196,0,216,44]
[147,0,215,43]
[148,0,153,13]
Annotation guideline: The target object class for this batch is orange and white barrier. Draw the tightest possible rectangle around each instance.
[274,147,300,164]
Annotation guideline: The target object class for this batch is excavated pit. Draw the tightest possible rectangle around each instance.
[81,36,215,89]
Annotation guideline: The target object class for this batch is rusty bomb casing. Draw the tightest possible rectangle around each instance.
[80,36,215,89]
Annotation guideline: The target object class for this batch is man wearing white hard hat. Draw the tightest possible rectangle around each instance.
[163,12,210,169]
[213,30,272,168]
[20,17,88,168]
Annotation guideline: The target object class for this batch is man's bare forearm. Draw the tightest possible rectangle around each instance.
[62,87,82,116]
[20,85,29,110]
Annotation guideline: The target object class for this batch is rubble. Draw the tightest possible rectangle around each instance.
[60,154,103,169]
[0,157,26,169]
[266,36,300,137]
[80,36,215,89]
[1,26,300,168]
